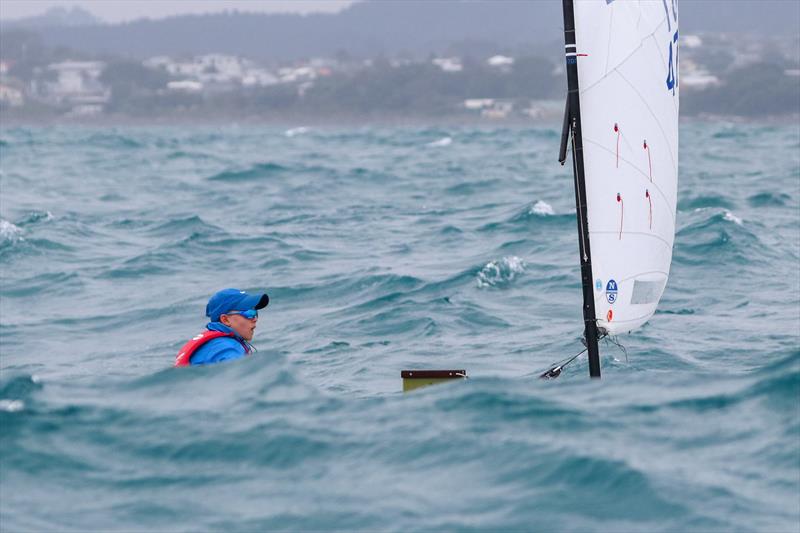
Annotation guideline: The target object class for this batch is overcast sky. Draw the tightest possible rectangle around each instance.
[0,1,356,23]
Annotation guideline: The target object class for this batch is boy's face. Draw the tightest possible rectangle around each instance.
[221,313,258,340]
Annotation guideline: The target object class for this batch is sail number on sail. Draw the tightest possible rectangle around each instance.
[663,0,679,94]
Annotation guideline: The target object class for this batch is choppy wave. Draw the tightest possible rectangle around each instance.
[16,210,53,225]
[285,126,310,137]
[85,131,146,149]
[530,200,555,215]
[0,123,798,531]
[2,349,797,531]
[207,161,290,181]
[679,193,735,210]
[476,256,526,287]
[722,210,743,225]
[0,219,22,244]
[747,191,792,207]
[427,136,453,147]
[673,205,770,267]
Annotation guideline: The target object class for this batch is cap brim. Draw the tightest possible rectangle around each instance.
[237,292,269,311]
[254,293,269,309]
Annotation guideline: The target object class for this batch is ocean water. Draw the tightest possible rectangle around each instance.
[1,122,798,532]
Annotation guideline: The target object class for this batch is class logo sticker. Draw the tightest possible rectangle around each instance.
[606,279,618,304]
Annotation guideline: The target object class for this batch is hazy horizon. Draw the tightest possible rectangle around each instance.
[0,0,355,23]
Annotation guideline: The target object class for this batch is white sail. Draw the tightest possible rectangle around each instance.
[573,0,679,335]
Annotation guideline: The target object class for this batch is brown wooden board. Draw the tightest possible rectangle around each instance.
[400,370,466,379]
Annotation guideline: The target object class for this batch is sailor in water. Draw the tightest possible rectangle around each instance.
[175,288,269,366]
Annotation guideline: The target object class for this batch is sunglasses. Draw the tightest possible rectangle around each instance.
[226,309,258,320]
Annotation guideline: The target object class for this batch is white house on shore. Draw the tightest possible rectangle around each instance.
[166,80,204,92]
[0,84,24,107]
[487,55,514,68]
[432,57,463,72]
[43,61,110,114]
[144,54,278,88]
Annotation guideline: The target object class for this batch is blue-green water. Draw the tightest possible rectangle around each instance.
[1,123,798,532]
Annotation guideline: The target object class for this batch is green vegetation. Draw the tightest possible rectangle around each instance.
[684,63,800,117]
[301,57,559,116]
[93,56,561,120]
[1,24,798,122]
[100,61,172,113]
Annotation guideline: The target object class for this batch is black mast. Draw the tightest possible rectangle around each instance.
[560,0,601,378]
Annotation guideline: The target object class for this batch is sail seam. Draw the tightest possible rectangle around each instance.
[579,17,668,94]
[615,269,671,283]
[616,68,678,169]
[582,67,678,172]
[576,13,679,174]
[604,6,614,76]
[635,0,643,29]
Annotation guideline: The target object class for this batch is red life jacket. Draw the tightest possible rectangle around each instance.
[174,330,249,367]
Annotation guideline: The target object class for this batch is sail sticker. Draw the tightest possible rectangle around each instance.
[616,193,624,239]
[595,279,603,291]
[607,309,613,321]
[614,123,620,168]
[606,279,618,304]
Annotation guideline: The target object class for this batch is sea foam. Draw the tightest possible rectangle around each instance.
[285,127,310,137]
[530,200,555,216]
[723,210,743,225]
[0,219,23,243]
[427,136,452,147]
[477,256,526,287]
[0,399,25,412]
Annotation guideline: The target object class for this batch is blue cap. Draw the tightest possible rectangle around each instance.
[206,288,269,322]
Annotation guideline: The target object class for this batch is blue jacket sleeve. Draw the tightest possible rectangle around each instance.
[189,337,247,365]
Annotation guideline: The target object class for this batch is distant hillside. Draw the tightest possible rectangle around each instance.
[19,1,558,62]
[1,6,100,29]
[4,0,799,62]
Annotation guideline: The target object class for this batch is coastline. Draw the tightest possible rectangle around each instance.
[2,110,798,129]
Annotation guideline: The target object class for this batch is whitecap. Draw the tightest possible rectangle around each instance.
[723,210,743,225]
[427,137,452,147]
[0,219,23,243]
[285,127,309,137]
[530,200,554,216]
[477,256,526,288]
[20,211,53,225]
[0,399,25,413]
